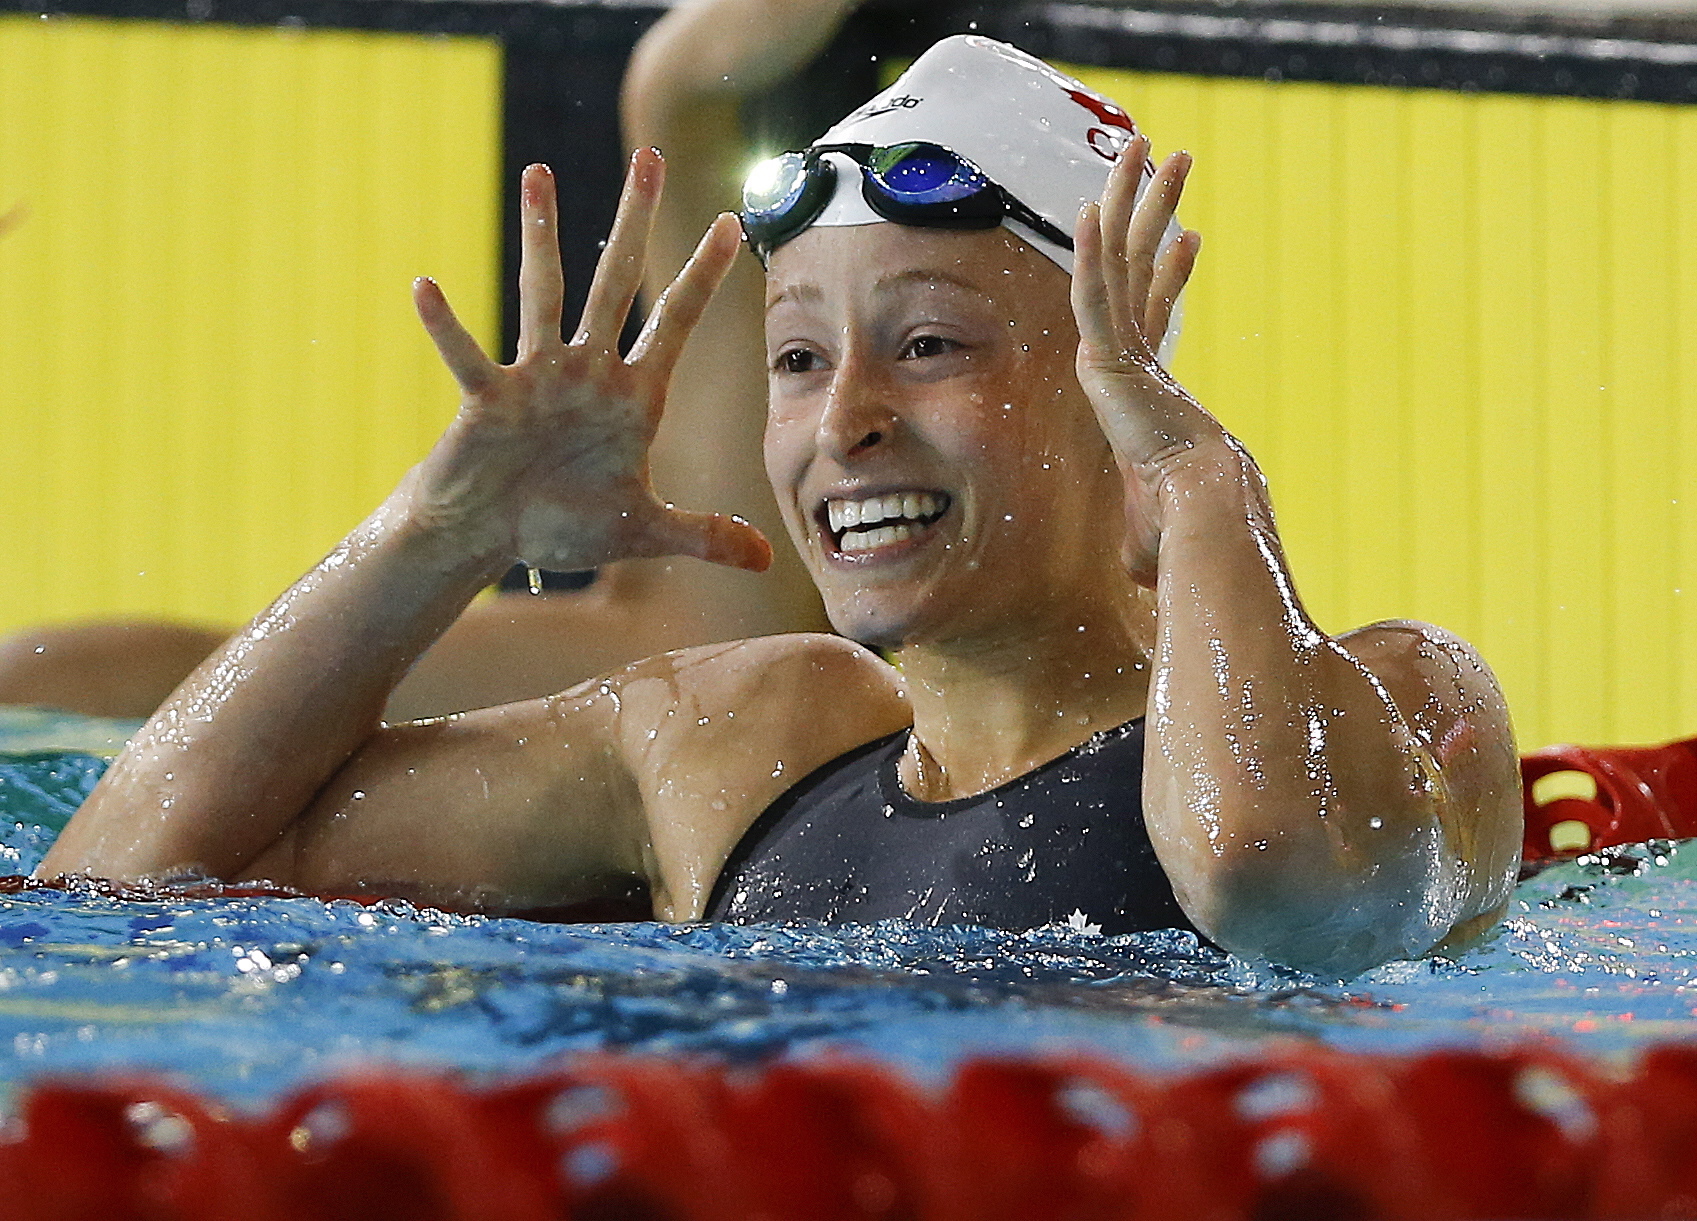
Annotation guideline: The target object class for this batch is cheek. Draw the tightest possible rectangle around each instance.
[762,399,814,507]
[949,367,1077,471]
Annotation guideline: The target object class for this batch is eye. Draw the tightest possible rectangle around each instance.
[901,333,960,361]
[774,346,826,374]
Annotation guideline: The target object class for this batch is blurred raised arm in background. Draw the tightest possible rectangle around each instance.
[617,0,866,634]
[0,0,854,723]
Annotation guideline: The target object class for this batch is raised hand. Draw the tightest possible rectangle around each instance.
[406,152,772,577]
[1071,138,1218,584]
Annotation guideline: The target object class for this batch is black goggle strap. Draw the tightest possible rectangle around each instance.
[994,194,1076,253]
[744,141,1076,262]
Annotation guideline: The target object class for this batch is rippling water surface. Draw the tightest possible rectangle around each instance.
[0,710,1691,1106]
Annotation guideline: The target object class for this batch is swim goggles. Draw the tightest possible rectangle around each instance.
[739,141,1076,265]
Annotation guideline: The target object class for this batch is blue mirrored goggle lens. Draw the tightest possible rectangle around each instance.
[741,152,811,220]
[866,145,988,205]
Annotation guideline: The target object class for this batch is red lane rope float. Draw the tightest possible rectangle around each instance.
[1523,736,1697,867]
[5,1046,1697,1221]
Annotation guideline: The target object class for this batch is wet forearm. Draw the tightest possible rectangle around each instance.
[40,490,499,883]
[1142,440,1455,967]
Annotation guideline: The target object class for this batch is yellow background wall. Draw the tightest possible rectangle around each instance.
[0,16,500,627]
[0,24,1689,752]
[1070,66,1696,752]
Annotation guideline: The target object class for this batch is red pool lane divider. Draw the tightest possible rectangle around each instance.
[4,1046,1697,1220]
[1522,735,1697,867]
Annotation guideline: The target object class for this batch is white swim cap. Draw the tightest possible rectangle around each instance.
[808,35,1181,278]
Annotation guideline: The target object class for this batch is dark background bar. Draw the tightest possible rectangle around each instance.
[5,0,1695,355]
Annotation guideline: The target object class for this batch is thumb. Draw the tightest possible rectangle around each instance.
[640,508,774,574]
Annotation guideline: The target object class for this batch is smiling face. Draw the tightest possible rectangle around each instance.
[762,223,1132,651]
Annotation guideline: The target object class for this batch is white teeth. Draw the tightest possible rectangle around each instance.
[823,491,949,553]
[840,523,913,552]
[826,492,944,530]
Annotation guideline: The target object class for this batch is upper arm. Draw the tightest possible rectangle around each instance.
[247,683,642,913]
[250,633,908,918]
[1341,619,1524,923]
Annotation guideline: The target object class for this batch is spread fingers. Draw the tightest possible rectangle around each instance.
[639,508,773,574]
[1125,151,1191,321]
[1070,202,1120,362]
[573,148,663,352]
[1145,229,1201,355]
[627,213,742,383]
[1099,135,1148,341]
[414,277,499,396]
[515,164,566,361]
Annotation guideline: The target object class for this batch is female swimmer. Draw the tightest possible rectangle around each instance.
[41,37,1521,977]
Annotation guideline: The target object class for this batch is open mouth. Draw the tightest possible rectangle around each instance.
[821,490,953,556]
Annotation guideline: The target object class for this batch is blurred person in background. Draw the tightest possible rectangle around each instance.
[0,0,853,723]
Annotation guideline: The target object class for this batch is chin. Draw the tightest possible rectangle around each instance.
[822,595,920,653]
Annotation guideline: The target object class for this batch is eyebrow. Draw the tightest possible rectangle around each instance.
[872,268,989,297]
[765,268,990,312]
[765,283,822,312]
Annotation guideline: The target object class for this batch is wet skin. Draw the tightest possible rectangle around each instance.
[40,144,1522,977]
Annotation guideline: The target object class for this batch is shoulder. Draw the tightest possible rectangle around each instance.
[1340,618,1522,901]
[612,632,902,714]
[600,632,908,782]
[709,633,905,709]
[1339,620,1510,746]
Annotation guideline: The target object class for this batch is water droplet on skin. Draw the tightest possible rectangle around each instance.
[351,791,365,801]
[697,716,710,726]
[1368,816,1383,829]
[771,761,785,778]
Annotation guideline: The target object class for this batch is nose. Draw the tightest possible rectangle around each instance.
[817,356,895,463]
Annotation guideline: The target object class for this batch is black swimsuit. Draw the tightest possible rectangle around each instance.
[705,717,1195,936]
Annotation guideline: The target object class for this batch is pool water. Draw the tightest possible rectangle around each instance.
[0,709,1690,1108]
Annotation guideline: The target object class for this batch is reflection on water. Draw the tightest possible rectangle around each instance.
[0,711,1691,1105]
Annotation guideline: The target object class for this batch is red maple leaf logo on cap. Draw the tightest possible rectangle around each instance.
[1066,89,1132,130]
[1065,88,1135,162]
